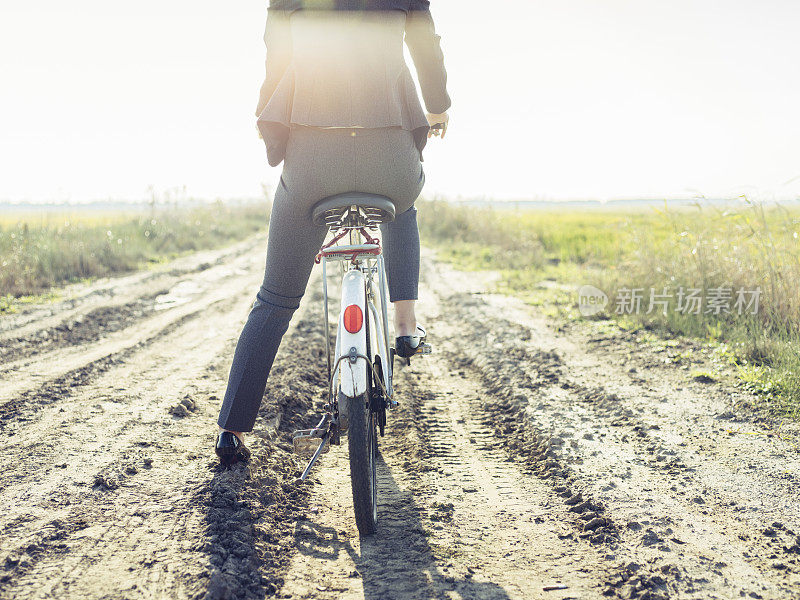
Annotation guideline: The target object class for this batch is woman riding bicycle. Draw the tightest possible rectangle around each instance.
[215,0,450,465]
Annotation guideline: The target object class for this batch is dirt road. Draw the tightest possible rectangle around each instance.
[1,235,798,600]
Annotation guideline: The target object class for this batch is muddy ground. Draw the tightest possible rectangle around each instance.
[0,234,798,600]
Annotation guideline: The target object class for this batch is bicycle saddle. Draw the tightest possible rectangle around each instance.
[312,192,396,226]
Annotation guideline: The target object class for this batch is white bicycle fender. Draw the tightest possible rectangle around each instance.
[338,270,368,398]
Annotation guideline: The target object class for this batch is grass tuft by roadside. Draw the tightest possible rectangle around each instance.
[0,200,271,310]
[417,198,800,420]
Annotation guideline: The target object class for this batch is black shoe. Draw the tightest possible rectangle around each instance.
[394,324,430,358]
[215,431,251,466]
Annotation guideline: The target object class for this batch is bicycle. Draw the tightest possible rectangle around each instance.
[291,192,430,535]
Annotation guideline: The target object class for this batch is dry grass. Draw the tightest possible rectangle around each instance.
[0,201,270,304]
[417,198,800,419]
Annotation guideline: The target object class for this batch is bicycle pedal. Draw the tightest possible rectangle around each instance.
[394,342,432,360]
[406,342,432,358]
[417,342,432,355]
[292,431,330,457]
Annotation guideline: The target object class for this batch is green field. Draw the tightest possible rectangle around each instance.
[417,199,800,420]
[0,201,270,310]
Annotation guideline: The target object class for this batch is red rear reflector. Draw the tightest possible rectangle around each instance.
[343,304,363,333]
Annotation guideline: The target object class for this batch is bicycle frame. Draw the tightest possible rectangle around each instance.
[294,213,394,481]
[294,200,428,532]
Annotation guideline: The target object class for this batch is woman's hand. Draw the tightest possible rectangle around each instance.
[426,112,449,139]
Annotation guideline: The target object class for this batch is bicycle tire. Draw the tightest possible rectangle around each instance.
[346,392,377,534]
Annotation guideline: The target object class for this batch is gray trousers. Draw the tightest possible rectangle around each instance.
[218,126,424,432]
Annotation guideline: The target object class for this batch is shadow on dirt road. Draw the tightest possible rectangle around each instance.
[293,453,513,600]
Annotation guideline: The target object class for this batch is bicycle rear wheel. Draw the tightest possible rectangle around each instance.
[346,392,378,535]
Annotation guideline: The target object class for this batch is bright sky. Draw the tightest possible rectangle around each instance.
[1,0,799,203]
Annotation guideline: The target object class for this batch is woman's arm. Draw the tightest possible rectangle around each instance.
[255,7,293,117]
[405,1,451,115]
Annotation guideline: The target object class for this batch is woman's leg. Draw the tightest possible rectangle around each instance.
[358,126,424,339]
[379,205,421,336]
[392,300,418,337]
[217,177,328,433]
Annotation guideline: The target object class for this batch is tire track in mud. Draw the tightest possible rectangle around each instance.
[422,252,800,599]
[199,284,332,600]
[388,358,621,599]
[0,285,259,598]
[2,239,800,599]
[0,307,214,428]
[0,239,325,600]
[0,294,161,364]
[0,238,270,417]
[275,267,619,600]
[0,236,262,342]
[449,314,800,598]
